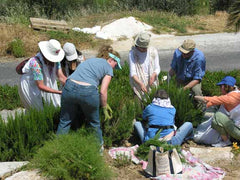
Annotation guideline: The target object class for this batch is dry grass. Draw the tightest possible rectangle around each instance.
[0,11,234,57]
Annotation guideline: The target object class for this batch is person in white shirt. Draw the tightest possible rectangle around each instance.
[129,32,160,101]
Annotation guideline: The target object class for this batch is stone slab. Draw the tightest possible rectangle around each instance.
[5,170,44,180]
[0,161,28,178]
[190,147,234,163]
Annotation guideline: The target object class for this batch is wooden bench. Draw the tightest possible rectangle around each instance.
[30,17,71,32]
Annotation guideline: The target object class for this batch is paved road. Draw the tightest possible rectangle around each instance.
[1,32,240,86]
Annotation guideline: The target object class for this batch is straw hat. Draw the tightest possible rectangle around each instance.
[135,32,151,48]
[38,39,65,62]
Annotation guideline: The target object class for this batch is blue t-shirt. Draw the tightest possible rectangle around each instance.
[170,48,206,82]
[142,103,176,142]
[69,58,113,87]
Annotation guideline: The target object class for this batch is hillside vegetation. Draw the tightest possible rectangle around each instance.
[0,0,237,58]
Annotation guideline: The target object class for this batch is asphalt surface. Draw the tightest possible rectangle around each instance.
[0,32,240,86]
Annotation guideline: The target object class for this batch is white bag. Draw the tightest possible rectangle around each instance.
[193,116,221,145]
[145,146,182,177]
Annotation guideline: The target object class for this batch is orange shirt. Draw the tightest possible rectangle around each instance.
[204,91,240,112]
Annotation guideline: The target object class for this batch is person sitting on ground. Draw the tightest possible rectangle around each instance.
[129,31,160,101]
[57,45,122,149]
[62,42,85,76]
[18,39,67,110]
[134,89,193,145]
[195,76,240,147]
[169,39,206,108]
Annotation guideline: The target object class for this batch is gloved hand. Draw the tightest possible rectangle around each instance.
[103,104,113,121]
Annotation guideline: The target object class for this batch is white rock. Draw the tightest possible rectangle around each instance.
[95,16,153,40]
[72,26,101,34]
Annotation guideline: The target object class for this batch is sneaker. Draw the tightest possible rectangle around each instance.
[212,139,232,147]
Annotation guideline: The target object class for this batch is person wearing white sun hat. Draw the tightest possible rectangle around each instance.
[61,42,85,77]
[18,39,67,110]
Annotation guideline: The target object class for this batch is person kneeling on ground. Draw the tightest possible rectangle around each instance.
[195,76,240,147]
[134,89,193,145]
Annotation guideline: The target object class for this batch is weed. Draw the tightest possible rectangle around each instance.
[7,38,25,57]
[113,153,131,168]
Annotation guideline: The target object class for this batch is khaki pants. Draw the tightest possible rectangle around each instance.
[177,80,203,108]
[212,112,240,140]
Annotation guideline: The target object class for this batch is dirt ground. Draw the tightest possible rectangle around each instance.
[104,140,240,180]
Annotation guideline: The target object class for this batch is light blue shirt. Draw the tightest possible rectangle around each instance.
[69,58,113,87]
[142,103,176,141]
[171,48,206,82]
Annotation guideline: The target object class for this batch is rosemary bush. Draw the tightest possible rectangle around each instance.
[0,85,22,110]
[0,105,60,161]
[28,129,113,180]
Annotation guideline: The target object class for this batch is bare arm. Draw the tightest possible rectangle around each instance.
[184,79,200,90]
[149,72,157,86]
[132,75,147,92]
[36,80,62,94]
[100,75,112,107]
[57,68,67,85]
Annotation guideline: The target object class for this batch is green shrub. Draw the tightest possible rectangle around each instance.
[0,105,59,161]
[28,129,113,180]
[0,85,22,110]
[102,63,142,146]
[7,38,25,57]
[136,132,181,161]
[202,70,240,96]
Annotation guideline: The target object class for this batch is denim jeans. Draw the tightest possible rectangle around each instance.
[134,121,193,145]
[57,79,103,145]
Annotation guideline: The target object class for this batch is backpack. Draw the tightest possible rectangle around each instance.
[16,58,30,74]
[16,56,40,74]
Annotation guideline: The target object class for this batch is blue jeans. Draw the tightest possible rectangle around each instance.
[57,80,103,145]
[134,121,193,145]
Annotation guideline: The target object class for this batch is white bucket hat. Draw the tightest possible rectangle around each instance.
[38,39,65,62]
[63,42,78,61]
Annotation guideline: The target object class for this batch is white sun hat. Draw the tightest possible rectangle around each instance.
[38,39,65,62]
[63,42,78,61]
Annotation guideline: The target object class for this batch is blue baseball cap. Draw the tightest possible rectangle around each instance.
[216,76,236,87]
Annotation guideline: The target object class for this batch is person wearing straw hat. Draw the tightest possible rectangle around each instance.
[18,39,67,110]
[195,76,240,147]
[62,42,85,77]
[129,31,160,101]
[169,39,206,107]
[57,45,122,149]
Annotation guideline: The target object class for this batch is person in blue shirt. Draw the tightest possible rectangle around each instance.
[56,45,122,148]
[169,39,206,101]
[134,89,193,145]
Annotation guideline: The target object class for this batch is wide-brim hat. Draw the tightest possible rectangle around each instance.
[63,42,78,61]
[38,39,65,62]
[134,32,151,48]
[216,76,236,87]
[179,39,196,54]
